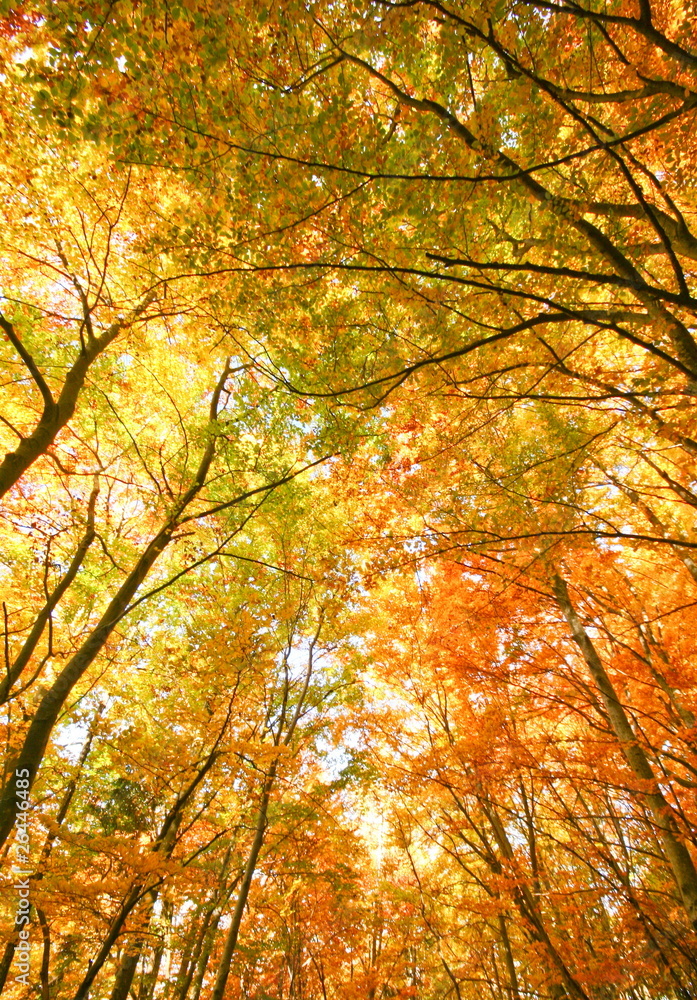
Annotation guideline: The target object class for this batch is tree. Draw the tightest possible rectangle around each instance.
[2,1,697,997]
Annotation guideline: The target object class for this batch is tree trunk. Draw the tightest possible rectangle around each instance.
[0,710,99,993]
[0,480,98,704]
[0,363,232,849]
[209,770,276,1000]
[0,297,153,499]
[553,574,697,930]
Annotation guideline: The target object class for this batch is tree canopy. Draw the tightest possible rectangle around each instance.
[1,1,697,997]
